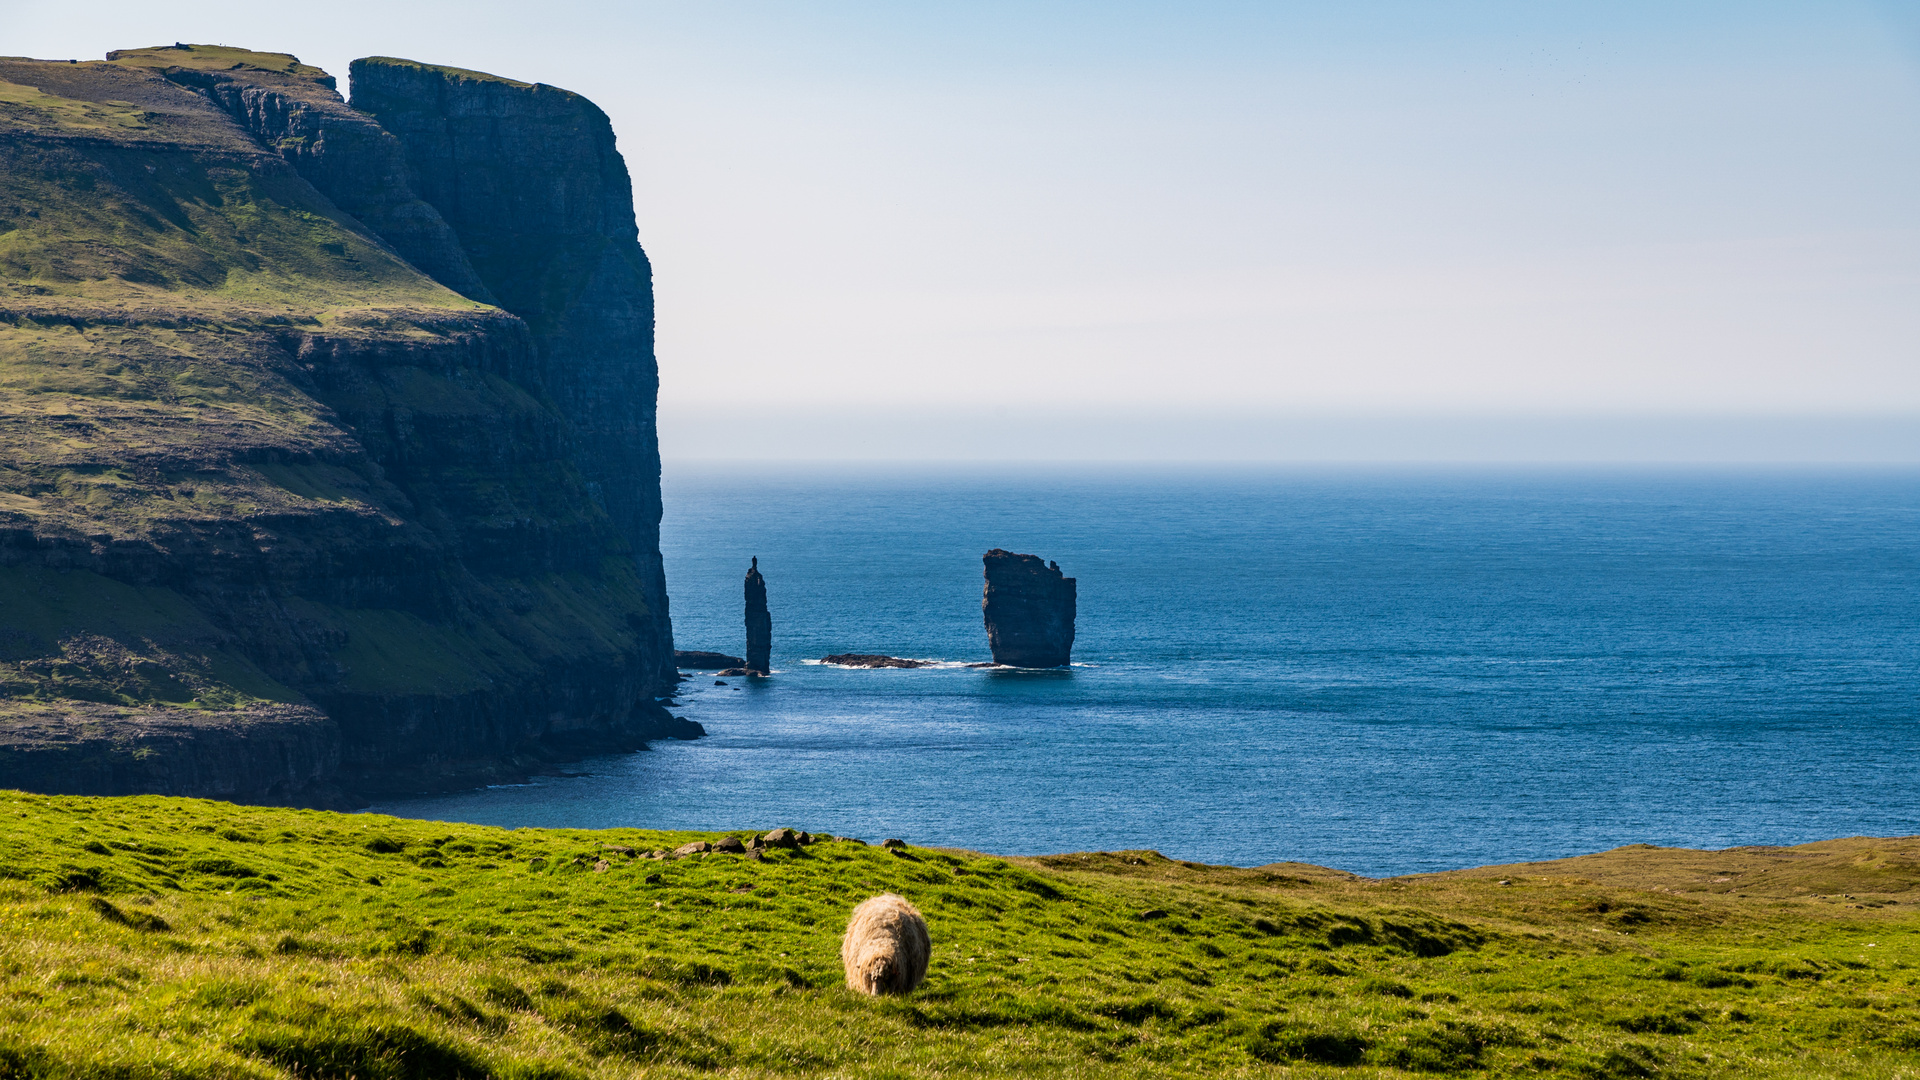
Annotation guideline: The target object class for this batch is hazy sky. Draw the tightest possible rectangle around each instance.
[10,2,1920,458]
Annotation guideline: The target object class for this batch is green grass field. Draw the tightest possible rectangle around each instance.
[0,791,1915,1078]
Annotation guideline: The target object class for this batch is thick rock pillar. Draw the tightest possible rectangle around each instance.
[982,549,1076,667]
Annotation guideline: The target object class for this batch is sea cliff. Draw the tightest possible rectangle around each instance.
[0,45,684,804]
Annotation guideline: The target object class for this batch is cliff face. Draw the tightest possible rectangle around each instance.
[348,58,674,695]
[0,46,683,803]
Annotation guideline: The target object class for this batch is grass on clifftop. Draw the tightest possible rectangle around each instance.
[0,792,1915,1078]
[352,56,536,90]
[1,50,471,316]
[106,45,333,84]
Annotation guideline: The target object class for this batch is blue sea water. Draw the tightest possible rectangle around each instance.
[376,467,1920,876]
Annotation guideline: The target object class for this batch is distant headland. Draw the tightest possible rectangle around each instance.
[0,46,690,805]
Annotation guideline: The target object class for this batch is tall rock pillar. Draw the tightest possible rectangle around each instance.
[982,549,1076,667]
[745,557,772,675]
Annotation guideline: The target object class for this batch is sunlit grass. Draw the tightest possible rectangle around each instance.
[0,791,1914,1076]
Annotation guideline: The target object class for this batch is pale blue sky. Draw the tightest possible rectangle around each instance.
[9,2,1919,459]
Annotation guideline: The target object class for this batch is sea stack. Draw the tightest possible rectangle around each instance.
[982,550,1077,667]
[745,557,772,675]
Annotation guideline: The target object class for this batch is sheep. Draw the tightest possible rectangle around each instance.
[841,893,930,995]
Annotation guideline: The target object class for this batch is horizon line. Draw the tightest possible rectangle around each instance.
[657,412,1920,465]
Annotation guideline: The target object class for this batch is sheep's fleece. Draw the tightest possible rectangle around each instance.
[841,893,931,995]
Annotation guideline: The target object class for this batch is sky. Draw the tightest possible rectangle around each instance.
[9,1,1920,460]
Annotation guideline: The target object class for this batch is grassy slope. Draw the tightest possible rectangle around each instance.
[0,51,463,314]
[0,55,468,715]
[0,793,1914,1078]
[0,564,298,710]
[104,46,334,85]
[0,56,455,554]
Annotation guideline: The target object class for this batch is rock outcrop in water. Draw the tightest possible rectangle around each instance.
[822,654,929,669]
[0,46,682,804]
[982,550,1076,667]
[745,558,771,675]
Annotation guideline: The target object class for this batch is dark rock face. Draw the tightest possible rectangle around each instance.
[0,703,344,809]
[745,557,771,674]
[349,58,674,695]
[982,549,1076,667]
[675,650,745,670]
[822,654,929,669]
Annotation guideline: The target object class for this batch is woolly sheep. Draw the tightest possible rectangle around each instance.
[841,893,930,995]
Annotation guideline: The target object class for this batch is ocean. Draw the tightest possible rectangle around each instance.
[374,467,1920,876]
